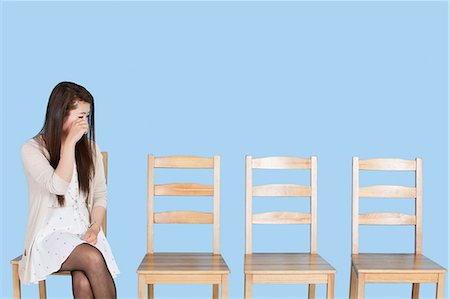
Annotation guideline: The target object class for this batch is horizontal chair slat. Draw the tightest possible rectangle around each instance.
[359,158,416,171]
[253,184,311,197]
[253,274,329,284]
[154,211,213,224]
[359,185,416,198]
[253,212,311,224]
[155,183,214,196]
[359,212,416,225]
[252,157,311,169]
[365,273,439,283]
[141,274,223,284]
[154,156,214,168]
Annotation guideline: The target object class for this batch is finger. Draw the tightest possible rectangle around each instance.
[79,122,89,130]
[74,118,85,125]
[88,236,97,244]
[77,121,88,128]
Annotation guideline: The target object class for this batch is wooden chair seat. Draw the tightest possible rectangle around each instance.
[352,253,446,274]
[245,253,335,274]
[138,253,230,275]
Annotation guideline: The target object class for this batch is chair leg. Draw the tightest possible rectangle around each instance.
[326,273,335,299]
[148,284,154,299]
[12,263,21,299]
[212,284,219,299]
[221,274,228,299]
[412,283,420,299]
[244,274,253,299]
[436,273,445,299]
[39,280,47,299]
[308,284,316,299]
[357,274,365,299]
[350,264,356,299]
[138,275,146,299]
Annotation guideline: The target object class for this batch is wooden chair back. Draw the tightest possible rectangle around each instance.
[351,157,422,255]
[101,152,107,235]
[147,155,221,254]
[245,156,318,254]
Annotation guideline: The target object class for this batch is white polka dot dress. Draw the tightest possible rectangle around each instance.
[27,166,120,283]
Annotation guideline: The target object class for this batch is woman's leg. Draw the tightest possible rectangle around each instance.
[71,270,94,299]
[60,243,116,298]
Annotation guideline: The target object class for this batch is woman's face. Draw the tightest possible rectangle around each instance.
[62,101,91,135]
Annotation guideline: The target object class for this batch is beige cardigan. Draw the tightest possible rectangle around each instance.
[19,137,107,284]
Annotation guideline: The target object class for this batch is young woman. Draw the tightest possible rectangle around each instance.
[19,81,119,298]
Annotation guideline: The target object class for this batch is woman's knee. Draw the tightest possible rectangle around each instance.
[72,271,92,296]
[82,244,107,272]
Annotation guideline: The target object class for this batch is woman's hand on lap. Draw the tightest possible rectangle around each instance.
[81,225,100,245]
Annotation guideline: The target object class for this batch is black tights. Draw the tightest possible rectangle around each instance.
[59,243,116,299]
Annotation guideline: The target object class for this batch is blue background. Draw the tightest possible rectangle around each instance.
[1,1,448,298]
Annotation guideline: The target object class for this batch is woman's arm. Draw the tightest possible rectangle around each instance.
[21,119,88,195]
[54,141,76,183]
[21,142,71,195]
[82,144,108,244]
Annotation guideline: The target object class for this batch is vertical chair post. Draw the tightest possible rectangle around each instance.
[138,275,146,299]
[412,283,420,299]
[213,284,219,299]
[413,157,422,299]
[308,285,316,299]
[38,280,47,299]
[221,275,228,299]
[148,284,154,299]
[213,155,220,255]
[12,262,21,299]
[309,156,318,299]
[436,273,445,299]
[245,274,253,299]
[245,156,253,255]
[349,264,356,299]
[326,273,335,299]
[357,274,365,299]
[352,157,359,255]
[147,155,155,254]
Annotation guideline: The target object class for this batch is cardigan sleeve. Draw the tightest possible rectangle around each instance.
[92,143,107,208]
[20,140,70,196]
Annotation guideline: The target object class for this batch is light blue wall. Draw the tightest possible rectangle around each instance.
[2,1,448,298]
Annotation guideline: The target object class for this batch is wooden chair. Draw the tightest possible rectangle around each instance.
[137,155,230,299]
[244,156,335,299]
[11,152,108,299]
[350,157,447,299]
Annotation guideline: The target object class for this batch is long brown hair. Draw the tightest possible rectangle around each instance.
[36,81,96,206]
